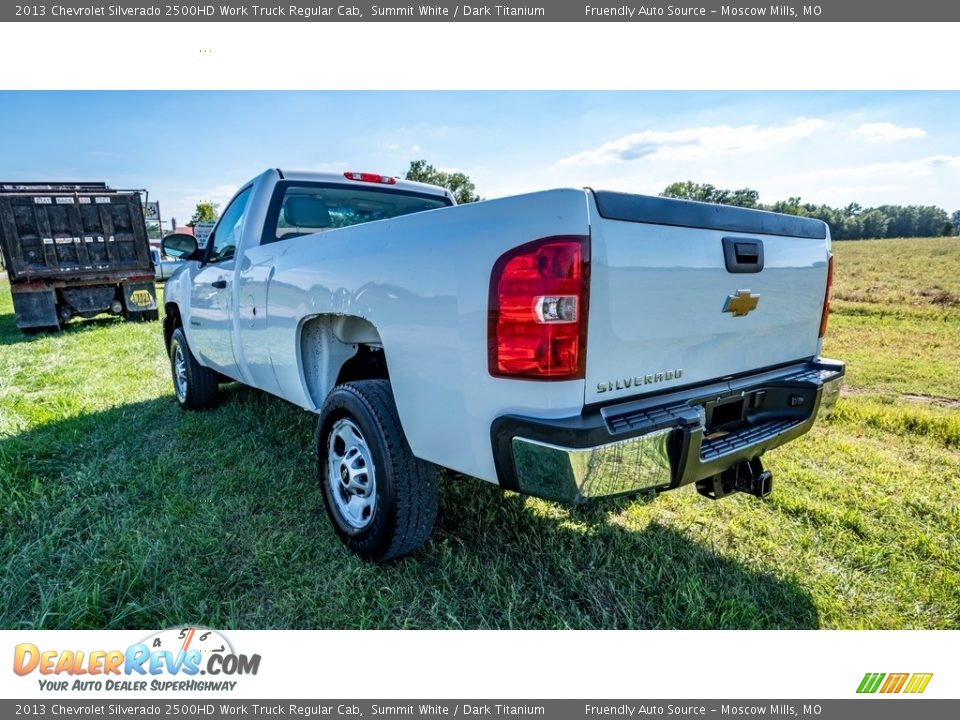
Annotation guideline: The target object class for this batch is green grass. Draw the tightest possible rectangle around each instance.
[832,236,960,309]
[1,238,959,629]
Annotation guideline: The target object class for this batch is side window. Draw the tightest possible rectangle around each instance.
[208,186,252,263]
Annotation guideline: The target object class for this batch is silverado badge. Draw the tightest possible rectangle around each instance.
[723,289,760,317]
[596,369,683,393]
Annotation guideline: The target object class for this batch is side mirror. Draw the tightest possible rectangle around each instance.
[162,233,199,260]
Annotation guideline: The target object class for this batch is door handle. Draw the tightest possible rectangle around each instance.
[722,237,764,273]
[212,279,227,289]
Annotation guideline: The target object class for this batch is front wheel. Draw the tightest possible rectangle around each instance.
[317,380,439,562]
[169,327,219,410]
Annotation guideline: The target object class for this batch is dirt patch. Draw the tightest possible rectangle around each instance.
[841,386,960,408]
[914,287,960,307]
[901,394,960,409]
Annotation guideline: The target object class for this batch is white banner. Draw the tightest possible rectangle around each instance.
[3,630,956,700]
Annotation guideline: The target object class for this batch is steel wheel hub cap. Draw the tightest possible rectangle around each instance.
[173,344,188,401]
[327,418,376,529]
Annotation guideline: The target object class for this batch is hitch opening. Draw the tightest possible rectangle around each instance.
[696,457,773,500]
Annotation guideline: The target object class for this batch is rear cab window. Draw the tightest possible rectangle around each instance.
[262,182,452,245]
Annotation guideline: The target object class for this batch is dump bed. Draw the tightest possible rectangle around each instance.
[0,182,152,283]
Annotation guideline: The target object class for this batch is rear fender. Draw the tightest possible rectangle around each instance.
[299,314,383,409]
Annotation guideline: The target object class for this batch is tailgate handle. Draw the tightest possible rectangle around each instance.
[722,237,764,274]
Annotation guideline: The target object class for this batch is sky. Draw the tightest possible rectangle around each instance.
[1,91,958,225]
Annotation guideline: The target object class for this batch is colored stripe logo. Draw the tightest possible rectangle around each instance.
[857,672,933,694]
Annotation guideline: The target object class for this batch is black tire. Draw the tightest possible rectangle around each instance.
[316,380,439,562]
[169,326,219,410]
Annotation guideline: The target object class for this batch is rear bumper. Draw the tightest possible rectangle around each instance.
[491,358,844,504]
[8,279,157,328]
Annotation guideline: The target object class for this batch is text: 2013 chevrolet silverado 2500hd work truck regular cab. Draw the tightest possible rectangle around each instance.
[160,169,844,561]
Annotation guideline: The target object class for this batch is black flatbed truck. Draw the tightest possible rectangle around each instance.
[0,182,159,332]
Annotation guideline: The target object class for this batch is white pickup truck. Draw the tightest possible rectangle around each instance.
[161,169,844,561]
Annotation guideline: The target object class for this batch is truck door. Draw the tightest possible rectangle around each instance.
[189,186,252,374]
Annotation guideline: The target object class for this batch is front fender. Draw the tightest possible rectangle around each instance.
[160,262,198,350]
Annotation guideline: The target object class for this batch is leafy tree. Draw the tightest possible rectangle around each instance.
[769,197,804,216]
[916,206,950,237]
[860,209,889,239]
[189,201,219,227]
[661,180,716,203]
[729,188,761,208]
[660,181,954,240]
[661,181,758,208]
[404,160,480,204]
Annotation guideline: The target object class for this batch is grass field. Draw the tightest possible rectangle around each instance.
[1,237,958,629]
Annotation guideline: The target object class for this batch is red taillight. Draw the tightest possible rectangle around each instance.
[343,171,397,185]
[819,253,834,338]
[488,236,589,380]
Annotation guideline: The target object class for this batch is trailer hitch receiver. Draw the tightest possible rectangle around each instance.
[696,457,773,500]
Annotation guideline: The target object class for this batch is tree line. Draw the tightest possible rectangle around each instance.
[661,181,959,240]
[183,167,959,241]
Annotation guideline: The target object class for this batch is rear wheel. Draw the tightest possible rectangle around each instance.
[317,380,439,562]
[169,327,218,410]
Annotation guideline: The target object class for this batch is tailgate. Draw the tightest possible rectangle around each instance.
[584,191,830,405]
[0,192,151,281]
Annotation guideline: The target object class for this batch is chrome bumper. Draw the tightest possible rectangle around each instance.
[512,429,673,501]
[817,373,843,418]
[495,359,844,504]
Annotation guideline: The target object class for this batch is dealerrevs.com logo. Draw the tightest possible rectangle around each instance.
[857,672,933,694]
[13,627,261,692]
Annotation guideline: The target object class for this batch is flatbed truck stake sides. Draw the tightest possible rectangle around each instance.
[161,169,844,561]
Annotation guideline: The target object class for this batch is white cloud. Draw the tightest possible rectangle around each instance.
[768,154,960,206]
[386,143,400,150]
[411,145,422,153]
[851,122,926,143]
[559,118,829,166]
[781,155,960,183]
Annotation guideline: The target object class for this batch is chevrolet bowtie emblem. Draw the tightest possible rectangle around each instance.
[723,289,760,317]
